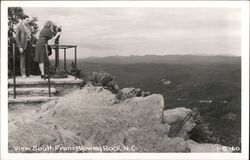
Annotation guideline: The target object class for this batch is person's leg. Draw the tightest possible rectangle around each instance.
[20,52,26,77]
[25,41,32,77]
[39,63,45,76]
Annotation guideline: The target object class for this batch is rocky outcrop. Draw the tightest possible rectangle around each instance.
[8,87,229,153]
[163,107,196,139]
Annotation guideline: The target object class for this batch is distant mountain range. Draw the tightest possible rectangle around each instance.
[81,55,240,65]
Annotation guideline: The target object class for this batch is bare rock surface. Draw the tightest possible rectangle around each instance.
[8,86,226,153]
[9,86,191,153]
[163,107,196,139]
[163,107,192,124]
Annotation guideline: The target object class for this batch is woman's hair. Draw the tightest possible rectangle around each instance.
[44,21,53,29]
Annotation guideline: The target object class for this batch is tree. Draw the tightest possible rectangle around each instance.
[8,7,24,37]
[8,7,25,76]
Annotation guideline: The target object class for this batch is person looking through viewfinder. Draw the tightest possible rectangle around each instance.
[34,20,61,79]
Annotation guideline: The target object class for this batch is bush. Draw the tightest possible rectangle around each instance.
[69,61,82,78]
[87,71,119,94]
[189,108,220,144]
[87,71,150,103]
[116,88,150,102]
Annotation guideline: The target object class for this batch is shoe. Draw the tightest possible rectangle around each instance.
[22,75,27,78]
[41,75,48,80]
[44,75,49,80]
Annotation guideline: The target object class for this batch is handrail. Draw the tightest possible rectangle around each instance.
[12,43,16,99]
[48,67,51,97]
[45,44,51,97]
[74,46,77,80]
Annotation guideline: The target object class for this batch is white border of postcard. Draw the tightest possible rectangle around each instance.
[1,1,249,160]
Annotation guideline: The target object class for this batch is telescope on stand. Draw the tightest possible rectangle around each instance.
[49,24,68,78]
[47,24,78,79]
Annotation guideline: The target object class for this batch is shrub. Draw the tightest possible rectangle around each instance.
[116,88,151,102]
[87,71,119,94]
[69,61,82,78]
[87,71,150,103]
[189,108,220,144]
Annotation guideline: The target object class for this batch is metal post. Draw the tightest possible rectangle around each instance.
[48,70,51,97]
[55,44,59,71]
[74,46,77,80]
[13,43,16,99]
[45,44,51,97]
[64,48,66,72]
[54,46,56,67]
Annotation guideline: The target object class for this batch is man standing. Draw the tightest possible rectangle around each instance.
[15,15,37,78]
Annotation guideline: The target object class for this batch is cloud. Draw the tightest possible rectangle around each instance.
[23,7,241,58]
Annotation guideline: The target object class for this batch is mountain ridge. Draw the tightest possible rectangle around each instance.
[80,55,240,65]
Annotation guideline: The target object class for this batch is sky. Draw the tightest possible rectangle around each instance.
[23,7,241,58]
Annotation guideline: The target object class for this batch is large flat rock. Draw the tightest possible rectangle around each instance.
[8,87,228,153]
[9,86,191,153]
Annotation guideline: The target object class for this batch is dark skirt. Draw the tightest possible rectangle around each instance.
[34,38,48,63]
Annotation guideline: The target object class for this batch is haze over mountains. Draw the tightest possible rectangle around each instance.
[81,55,240,65]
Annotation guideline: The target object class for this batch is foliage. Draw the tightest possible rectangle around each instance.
[87,71,150,103]
[87,71,119,94]
[189,108,220,144]
[116,88,150,102]
[8,7,25,35]
[68,62,82,78]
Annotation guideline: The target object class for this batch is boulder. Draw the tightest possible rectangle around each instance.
[163,107,192,124]
[9,86,229,153]
[163,107,196,139]
[9,86,190,153]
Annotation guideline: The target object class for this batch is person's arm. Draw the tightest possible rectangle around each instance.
[48,31,61,45]
[15,25,22,50]
[53,32,61,40]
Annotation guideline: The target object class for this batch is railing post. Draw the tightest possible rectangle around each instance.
[48,69,51,97]
[64,48,66,72]
[74,46,77,80]
[13,43,16,99]
[45,44,51,97]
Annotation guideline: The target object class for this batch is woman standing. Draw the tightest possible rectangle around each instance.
[34,21,59,79]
